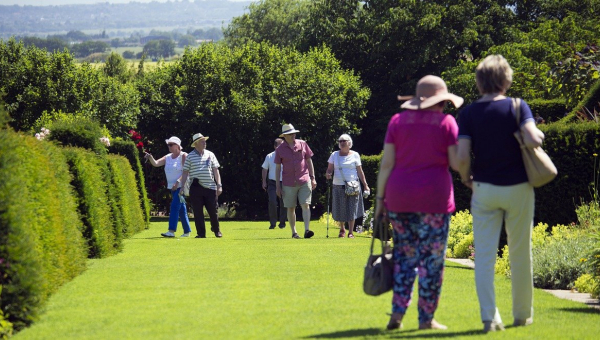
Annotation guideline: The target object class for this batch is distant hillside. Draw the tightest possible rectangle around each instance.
[0,0,252,38]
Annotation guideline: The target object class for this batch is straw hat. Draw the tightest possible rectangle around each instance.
[279,124,300,137]
[398,75,464,110]
[191,133,209,147]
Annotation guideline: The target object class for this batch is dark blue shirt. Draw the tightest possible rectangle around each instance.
[458,98,534,186]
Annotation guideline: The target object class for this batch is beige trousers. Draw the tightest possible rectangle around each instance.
[471,181,534,324]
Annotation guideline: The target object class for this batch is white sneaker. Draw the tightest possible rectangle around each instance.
[180,233,190,237]
[161,231,175,238]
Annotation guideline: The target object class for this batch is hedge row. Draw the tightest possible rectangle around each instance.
[1,125,148,333]
[528,98,568,123]
[360,120,600,227]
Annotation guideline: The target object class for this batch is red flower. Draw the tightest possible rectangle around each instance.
[136,141,144,149]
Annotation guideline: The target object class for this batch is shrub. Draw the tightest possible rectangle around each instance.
[107,155,146,236]
[108,140,150,228]
[63,147,116,258]
[574,273,599,297]
[447,210,473,258]
[532,236,595,289]
[495,245,511,277]
[453,233,474,259]
[47,116,107,156]
[527,98,568,123]
[0,130,87,330]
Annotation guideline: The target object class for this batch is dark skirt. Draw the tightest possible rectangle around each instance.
[332,184,364,222]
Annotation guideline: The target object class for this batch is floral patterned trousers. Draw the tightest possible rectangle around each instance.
[388,211,450,324]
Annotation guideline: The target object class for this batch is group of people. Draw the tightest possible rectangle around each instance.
[376,55,540,332]
[144,54,541,333]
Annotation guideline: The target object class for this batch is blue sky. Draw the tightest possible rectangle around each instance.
[0,0,253,5]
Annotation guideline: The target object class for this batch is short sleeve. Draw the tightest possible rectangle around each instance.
[183,153,191,171]
[210,152,220,168]
[327,152,336,164]
[519,100,535,126]
[261,155,269,169]
[457,108,471,139]
[441,114,459,147]
[384,113,400,144]
[303,141,314,159]
[274,148,281,165]
[354,152,362,166]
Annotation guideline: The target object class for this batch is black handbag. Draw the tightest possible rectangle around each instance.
[363,218,393,296]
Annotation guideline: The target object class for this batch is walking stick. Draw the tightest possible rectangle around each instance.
[326,178,331,238]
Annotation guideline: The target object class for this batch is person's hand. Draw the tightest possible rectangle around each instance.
[144,152,151,159]
[276,186,282,198]
[311,179,317,190]
[374,198,388,224]
[262,181,267,191]
[217,187,223,196]
[461,176,473,190]
[325,172,332,180]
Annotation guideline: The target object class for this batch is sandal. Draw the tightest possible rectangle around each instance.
[348,233,355,238]
[338,230,345,238]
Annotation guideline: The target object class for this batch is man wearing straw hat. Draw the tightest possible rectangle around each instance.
[179,133,223,238]
[275,123,317,239]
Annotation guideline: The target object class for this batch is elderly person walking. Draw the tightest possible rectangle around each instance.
[325,134,370,238]
[179,133,223,238]
[262,138,287,230]
[275,124,317,239]
[145,136,192,238]
[457,55,543,332]
[375,75,463,331]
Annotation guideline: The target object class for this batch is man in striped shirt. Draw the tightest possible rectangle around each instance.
[179,133,223,238]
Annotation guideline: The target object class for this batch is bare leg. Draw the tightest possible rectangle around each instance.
[301,203,311,231]
[287,207,297,235]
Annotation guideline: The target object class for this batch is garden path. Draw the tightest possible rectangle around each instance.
[446,258,600,309]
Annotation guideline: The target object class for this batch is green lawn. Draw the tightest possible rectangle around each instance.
[14,220,600,339]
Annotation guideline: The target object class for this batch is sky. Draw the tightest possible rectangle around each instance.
[0,0,253,5]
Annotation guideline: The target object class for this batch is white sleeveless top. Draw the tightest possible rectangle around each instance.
[165,153,184,188]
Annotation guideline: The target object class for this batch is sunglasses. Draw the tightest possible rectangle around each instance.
[167,144,177,147]
[338,140,349,143]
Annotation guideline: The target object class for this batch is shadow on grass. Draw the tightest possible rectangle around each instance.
[304,328,483,338]
[556,307,600,314]
[445,263,474,271]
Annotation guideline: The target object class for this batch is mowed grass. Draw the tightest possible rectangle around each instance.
[14,220,600,339]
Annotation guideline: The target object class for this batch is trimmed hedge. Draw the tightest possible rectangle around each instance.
[360,120,600,227]
[108,140,150,227]
[47,117,107,156]
[360,153,381,210]
[561,78,600,123]
[62,147,116,258]
[107,155,146,237]
[528,98,568,123]
[0,130,87,331]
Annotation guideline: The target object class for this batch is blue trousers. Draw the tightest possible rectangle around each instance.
[169,188,191,233]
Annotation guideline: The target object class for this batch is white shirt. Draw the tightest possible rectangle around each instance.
[327,151,361,186]
[262,151,283,181]
[165,153,186,188]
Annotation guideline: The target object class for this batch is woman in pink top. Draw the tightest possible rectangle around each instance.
[375,75,463,331]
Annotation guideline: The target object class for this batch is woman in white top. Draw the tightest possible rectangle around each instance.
[325,134,370,238]
[144,136,192,237]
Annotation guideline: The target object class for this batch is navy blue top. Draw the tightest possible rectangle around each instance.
[458,98,534,186]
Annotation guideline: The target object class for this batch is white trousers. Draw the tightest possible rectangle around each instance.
[471,181,534,323]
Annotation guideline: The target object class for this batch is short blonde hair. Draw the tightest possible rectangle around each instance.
[475,55,513,94]
[338,134,353,148]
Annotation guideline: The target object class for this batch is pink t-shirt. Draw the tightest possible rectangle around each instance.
[383,110,458,214]
[274,139,314,187]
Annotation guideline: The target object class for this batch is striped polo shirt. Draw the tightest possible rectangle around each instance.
[183,149,220,190]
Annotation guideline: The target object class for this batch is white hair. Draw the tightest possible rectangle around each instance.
[339,134,353,148]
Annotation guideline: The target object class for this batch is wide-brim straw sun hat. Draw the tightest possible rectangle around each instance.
[398,75,464,110]
[279,124,300,137]
[191,133,209,147]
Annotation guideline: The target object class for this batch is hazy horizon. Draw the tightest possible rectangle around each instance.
[0,0,253,6]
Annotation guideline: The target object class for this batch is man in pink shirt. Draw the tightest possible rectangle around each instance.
[275,124,317,239]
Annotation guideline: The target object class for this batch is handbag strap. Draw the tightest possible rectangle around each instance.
[336,152,357,183]
[513,97,522,128]
[369,217,389,257]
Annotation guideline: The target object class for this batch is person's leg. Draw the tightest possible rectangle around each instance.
[202,186,221,237]
[416,213,450,329]
[471,182,505,328]
[388,212,421,328]
[504,183,535,324]
[167,189,179,232]
[267,180,278,229]
[278,183,287,228]
[347,219,355,238]
[176,188,192,234]
[338,221,345,237]
[188,183,206,238]
[283,185,299,237]
[298,182,313,237]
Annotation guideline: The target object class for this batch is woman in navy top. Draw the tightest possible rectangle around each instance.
[457,55,545,333]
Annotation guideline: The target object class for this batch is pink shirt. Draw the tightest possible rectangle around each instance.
[384,110,458,214]
[274,139,314,187]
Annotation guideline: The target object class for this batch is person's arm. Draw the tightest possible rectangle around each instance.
[275,163,282,198]
[144,153,166,167]
[357,165,369,192]
[213,167,223,196]
[179,170,189,196]
[521,121,544,148]
[457,138,473,189]
[374,143,395,218]
[262,168,268,191]
[307,157,317,190]
[447,145,459,172]
[325,163,334,180]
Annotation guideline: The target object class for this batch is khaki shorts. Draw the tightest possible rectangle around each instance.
[282,182,312,208]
